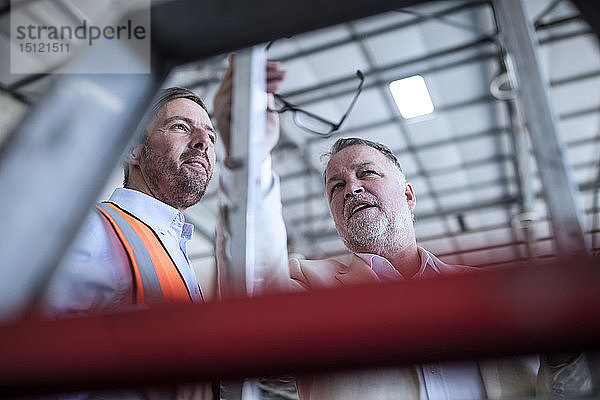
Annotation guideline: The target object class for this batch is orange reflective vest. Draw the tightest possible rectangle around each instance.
[96,202,197,305]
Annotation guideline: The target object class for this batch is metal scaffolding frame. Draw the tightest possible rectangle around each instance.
[0,0,599,397]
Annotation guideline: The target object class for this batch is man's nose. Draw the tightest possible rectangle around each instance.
[191,131,211,151]
[345,183,364,199]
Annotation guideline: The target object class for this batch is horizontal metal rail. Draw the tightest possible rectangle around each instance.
[0,258,598,396]
[150,0,421,64]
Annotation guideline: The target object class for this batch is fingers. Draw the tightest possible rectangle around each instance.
[214,55,284,161]
[222,56,234,84]
[214,56,285,123]
[212,58,234,142]
[217,62,233,96]
[266,60,286,93]
[220,57,284,93]
[266,92,275,109]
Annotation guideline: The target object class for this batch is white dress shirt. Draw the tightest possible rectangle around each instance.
[44,188,202,316]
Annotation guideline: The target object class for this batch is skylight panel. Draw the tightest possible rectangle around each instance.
[389,75,434,119]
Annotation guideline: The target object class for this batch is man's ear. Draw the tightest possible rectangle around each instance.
[127,144,143,166]
[405,182,416,211]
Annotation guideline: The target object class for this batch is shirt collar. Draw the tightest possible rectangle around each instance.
[356,247,440,281]
[108,188,194,239]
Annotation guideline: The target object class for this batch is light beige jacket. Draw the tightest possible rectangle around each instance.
[288,249,592,400]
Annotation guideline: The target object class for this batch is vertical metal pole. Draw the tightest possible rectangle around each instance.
[224,46,266,400]
[227,46,266,297]
[493,0,589,259]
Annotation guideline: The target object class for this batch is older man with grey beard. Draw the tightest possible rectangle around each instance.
[292,139,591,400]
[287,138,579,400]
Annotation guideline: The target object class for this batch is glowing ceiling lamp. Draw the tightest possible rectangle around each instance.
[389,75,434,119]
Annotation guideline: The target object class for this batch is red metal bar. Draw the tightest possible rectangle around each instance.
[1,258,599,396]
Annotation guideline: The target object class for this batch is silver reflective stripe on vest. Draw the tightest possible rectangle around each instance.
[97,203,164,304]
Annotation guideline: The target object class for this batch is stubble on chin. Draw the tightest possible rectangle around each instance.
[141,145,211,209]
[342,208,389,254]
[168,164,212,209]
[343,206,412,257]
[181,168,211,205]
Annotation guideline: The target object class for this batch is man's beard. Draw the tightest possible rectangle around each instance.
[341,194,409,257]
[140,144,211,210]
[343,206,396,255]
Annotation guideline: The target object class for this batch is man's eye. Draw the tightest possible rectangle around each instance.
[172,123,188,131]
[361,170,377,176]
[330,182,344,195]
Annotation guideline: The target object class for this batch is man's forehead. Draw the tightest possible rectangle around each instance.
[159,98,208,120]
[147,98,213,133]
[326,145,390,175]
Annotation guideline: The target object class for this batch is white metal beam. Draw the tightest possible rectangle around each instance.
[222,46,266,400]
[224,46,266,298]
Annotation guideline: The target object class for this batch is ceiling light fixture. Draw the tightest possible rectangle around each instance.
[389,75,434,119]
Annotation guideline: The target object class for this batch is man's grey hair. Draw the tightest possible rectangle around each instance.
[123,87,208,186]
[322,137,403,184]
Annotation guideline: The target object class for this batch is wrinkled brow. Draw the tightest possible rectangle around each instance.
[326,162,374,185]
